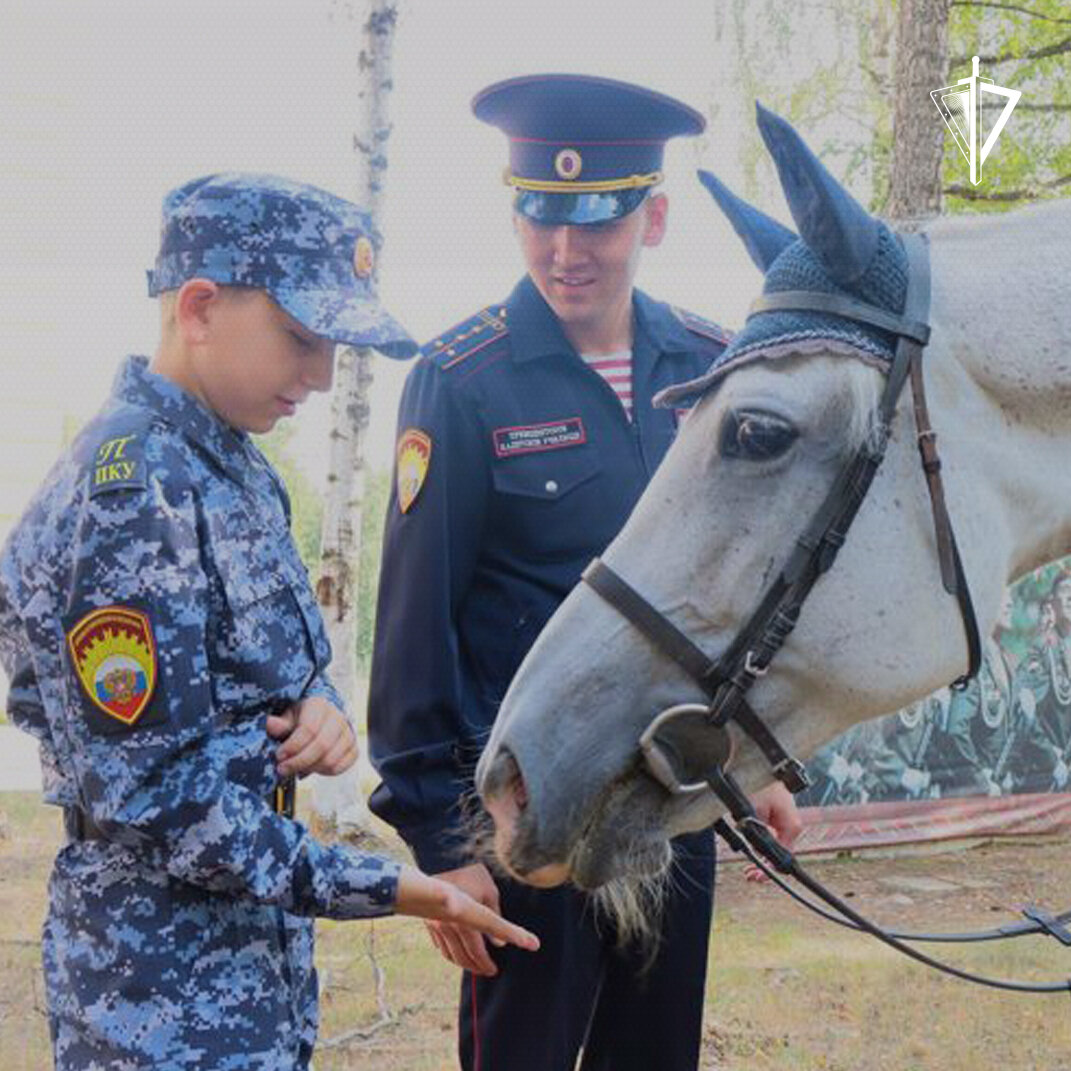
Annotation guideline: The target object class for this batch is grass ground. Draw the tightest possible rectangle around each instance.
[2,791,1070,1070]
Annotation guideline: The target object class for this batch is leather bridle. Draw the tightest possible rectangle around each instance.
[581,232,1071,993]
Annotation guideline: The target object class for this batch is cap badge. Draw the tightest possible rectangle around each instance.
[397,428,432,514]
[354,235,375,279]
[554,149,583,181]
[67,606,157,727]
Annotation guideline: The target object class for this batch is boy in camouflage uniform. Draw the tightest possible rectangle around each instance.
[0,173,536,1071]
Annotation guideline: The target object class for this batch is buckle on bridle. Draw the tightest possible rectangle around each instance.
[744,650,768,679]
[773,755,812,794]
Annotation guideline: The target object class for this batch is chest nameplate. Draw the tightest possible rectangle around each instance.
[492,418,587,458]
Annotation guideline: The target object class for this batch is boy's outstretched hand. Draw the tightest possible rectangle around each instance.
[395,865,540,955]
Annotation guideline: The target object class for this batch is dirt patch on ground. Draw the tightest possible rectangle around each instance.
[720,833,1071,933]
[2,793,1069,1070]
[707,837,1071,1071]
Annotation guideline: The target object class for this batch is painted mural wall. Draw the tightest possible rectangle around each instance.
[799,562,1071,811]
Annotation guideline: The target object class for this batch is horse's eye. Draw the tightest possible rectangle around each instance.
[720,410,798,461]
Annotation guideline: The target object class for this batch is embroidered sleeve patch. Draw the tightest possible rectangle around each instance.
[88,433,147,498]
[397,428,432,514]
[492,418,586,458]
[67,606,157,728]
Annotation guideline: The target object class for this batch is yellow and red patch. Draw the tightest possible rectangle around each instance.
[397,428,432,514]
[354,235,375,279]
[67,606,157,727]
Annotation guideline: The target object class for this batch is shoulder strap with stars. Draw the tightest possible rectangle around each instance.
[422,305,510,370]
[671,305,734,348]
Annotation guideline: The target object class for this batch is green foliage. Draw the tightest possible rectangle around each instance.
[724,0,1070,214]
[725,0,895,211]
[945,0,1071,211]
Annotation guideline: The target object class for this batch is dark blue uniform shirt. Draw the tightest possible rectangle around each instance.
[368,275,729,872]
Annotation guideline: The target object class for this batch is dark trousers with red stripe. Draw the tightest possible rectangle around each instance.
[458,831,715,1071]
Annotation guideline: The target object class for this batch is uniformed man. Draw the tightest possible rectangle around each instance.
[940,589,1025,797]
[367,76,801,1071]
[868,694,953,801]
[805,723,874,807]
[1014,572,1071,793]
[0,173,537,1071]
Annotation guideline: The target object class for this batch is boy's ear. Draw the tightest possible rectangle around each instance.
[174,278,222,344]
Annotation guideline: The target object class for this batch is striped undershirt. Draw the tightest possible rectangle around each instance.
[580,349,633,419]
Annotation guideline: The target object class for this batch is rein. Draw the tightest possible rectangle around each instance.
[582,232,1071,993]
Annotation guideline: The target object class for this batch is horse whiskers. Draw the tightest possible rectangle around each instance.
[590,848,672,968]
[460,768,672,969]
[457,785,502,871]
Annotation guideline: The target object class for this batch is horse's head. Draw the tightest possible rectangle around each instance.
[476,106,1008,891]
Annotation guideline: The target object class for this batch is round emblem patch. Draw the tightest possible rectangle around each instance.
[354,236,375,279]
[397,428,432,514]
[554,149,583,181]
[67,606,157,726]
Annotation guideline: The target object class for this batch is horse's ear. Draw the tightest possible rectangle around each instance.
[697,169,797,272]
[755,102,880,287]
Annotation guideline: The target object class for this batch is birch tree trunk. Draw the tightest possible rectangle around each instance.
[311,0,400,833]
[886,0,951,225]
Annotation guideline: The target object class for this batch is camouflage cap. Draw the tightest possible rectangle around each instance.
[146,172,417,358]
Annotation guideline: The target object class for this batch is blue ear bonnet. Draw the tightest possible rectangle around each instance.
[722,223,909,371]
[658,106,913,406]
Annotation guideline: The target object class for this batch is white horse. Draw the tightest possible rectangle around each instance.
[476,106,1071,892]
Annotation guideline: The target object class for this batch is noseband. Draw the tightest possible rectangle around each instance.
[584,233,980,799]
[583,232,1071,993]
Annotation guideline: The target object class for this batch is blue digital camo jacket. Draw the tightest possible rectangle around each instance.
[0,356,399,1070]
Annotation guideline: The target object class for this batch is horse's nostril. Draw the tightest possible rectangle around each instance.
[484,746,527,811]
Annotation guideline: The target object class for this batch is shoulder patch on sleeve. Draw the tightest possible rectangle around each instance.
[396,428,432,514]
[65,603,167,735]
[87,423,151,499]
[422,305,510,370]
[671,306,734,348]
